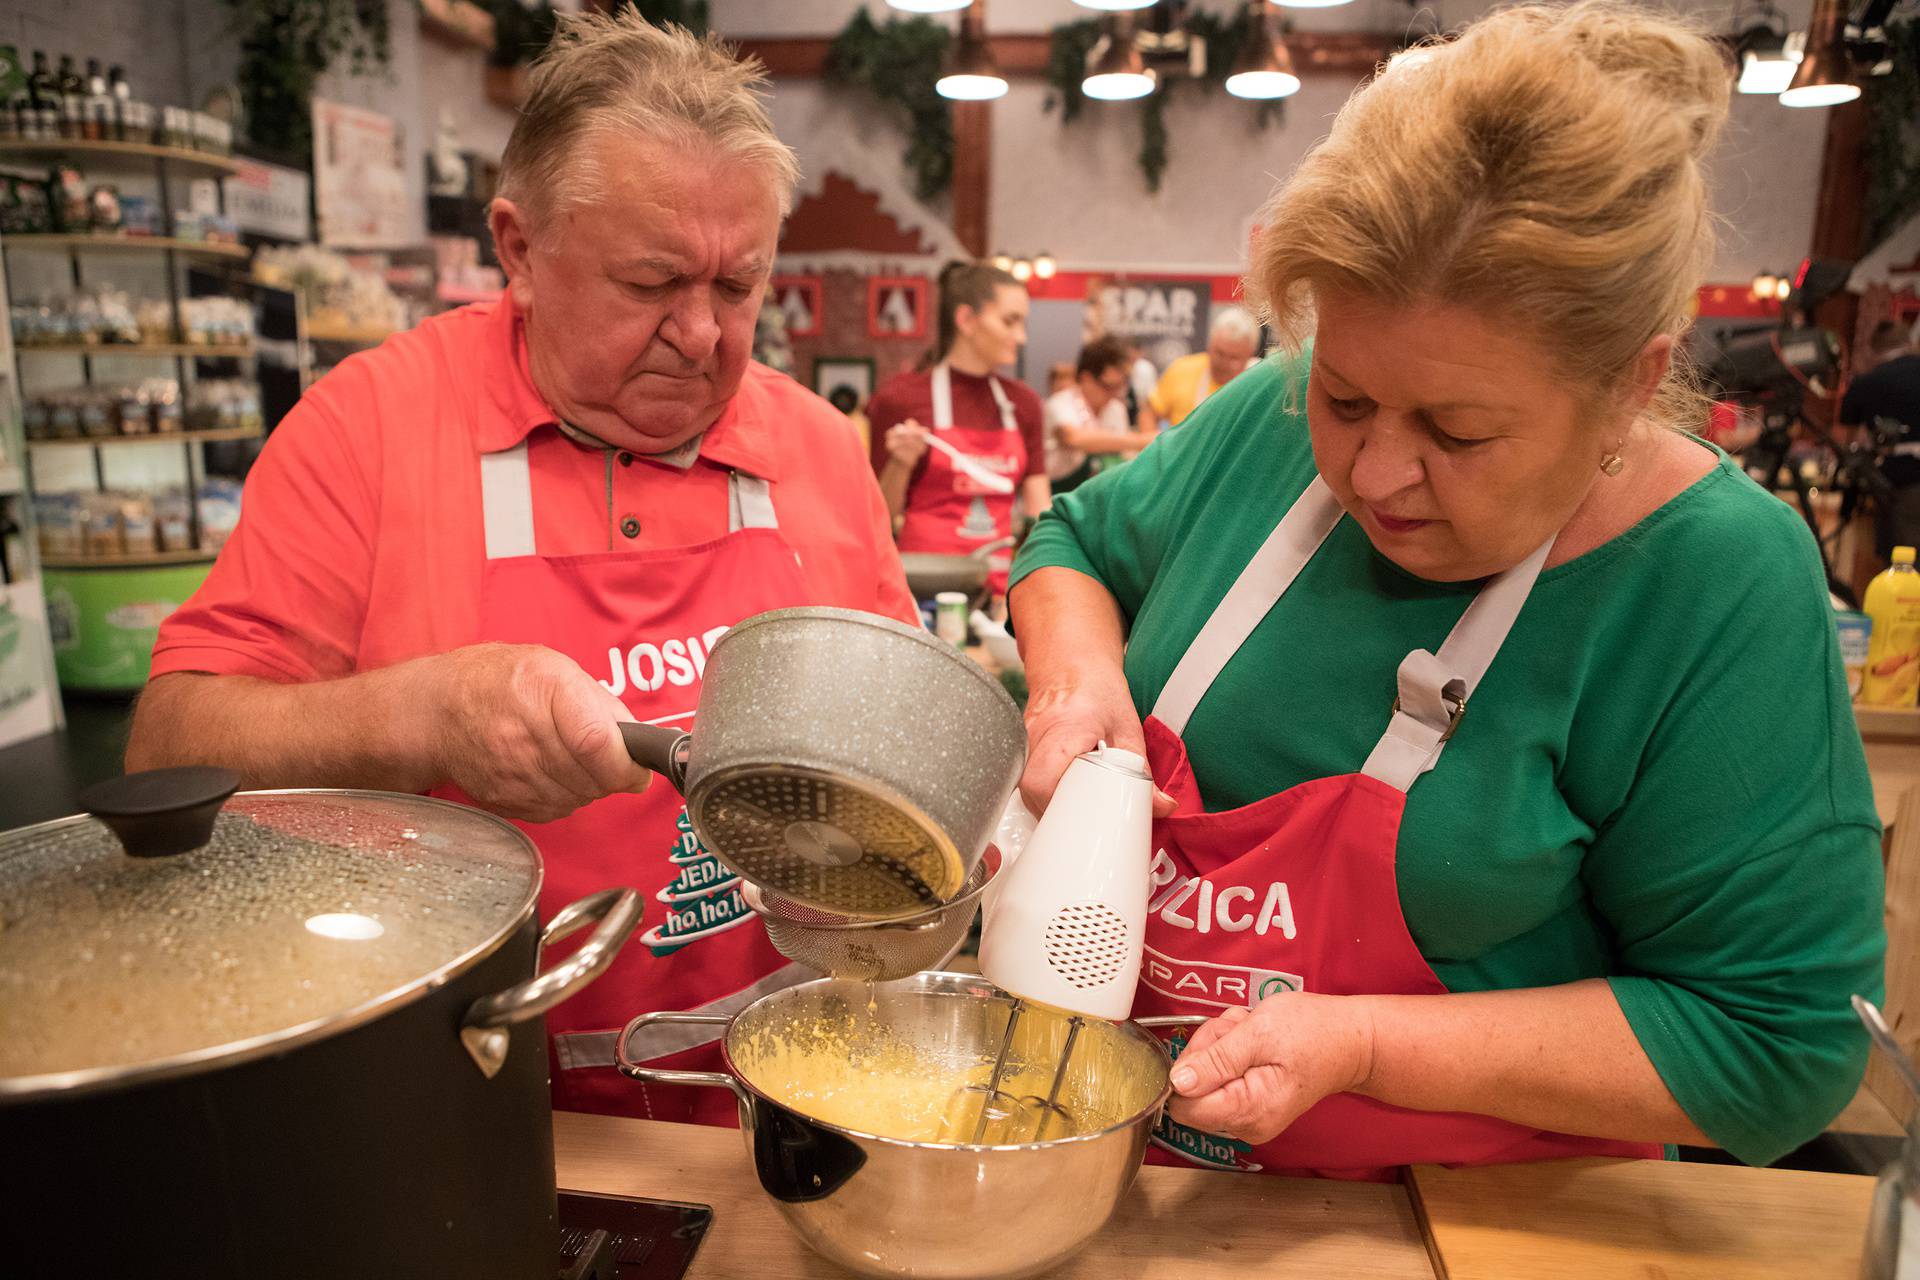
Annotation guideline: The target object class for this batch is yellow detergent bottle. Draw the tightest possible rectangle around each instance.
[1861,547,1920,707]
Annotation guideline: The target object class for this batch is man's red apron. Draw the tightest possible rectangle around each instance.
[1133,475,1664,1179]
[895,363,1026,593]
[437,437,812,1126]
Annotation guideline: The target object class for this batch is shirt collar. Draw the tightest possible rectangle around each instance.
[474,294,780,480]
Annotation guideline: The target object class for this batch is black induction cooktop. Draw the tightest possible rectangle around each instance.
[557,1191,713,1280]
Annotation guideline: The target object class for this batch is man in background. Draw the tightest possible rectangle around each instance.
[1137,305,1260,434]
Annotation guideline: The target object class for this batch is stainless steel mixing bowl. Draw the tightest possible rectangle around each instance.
[616,972,1201,1280]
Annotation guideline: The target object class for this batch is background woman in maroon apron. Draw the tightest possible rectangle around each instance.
[869,262,1052,597]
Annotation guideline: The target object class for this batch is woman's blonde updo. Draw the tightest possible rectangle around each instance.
[1248,1,1731,426]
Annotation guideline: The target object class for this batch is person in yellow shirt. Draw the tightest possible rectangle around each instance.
[1139,305,1260,432]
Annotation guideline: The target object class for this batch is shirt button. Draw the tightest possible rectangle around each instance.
[620,515,641,539]
[617,452,634,467]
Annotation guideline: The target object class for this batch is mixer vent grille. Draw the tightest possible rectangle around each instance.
[1042,903,1131,988]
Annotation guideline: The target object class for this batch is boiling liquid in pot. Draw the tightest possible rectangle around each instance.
[732,990,1160,1145]
[0,796,535,1081]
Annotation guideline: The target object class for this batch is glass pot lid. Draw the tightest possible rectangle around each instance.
[0,770,540,1097]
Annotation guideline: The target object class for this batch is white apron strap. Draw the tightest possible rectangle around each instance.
[1150,477,1345,736]
[480,442,536,560]
[1358,536,1552,792]
[481,440,778,559]
[728,473,778,532]
[931,362,1019,433]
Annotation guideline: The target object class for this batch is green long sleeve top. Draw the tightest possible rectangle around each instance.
[1011,354,1887,1166]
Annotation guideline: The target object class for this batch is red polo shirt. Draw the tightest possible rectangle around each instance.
[151,297,916,683]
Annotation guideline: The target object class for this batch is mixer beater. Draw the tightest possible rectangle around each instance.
[946,745,1155,1145]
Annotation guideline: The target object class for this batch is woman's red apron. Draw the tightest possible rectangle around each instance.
[895,363,1026,593]
[434,438,812,1126]
[1133,476,1663,1179]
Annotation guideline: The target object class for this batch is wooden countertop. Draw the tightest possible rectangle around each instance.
[1408,1157,1877,1280]
[554,1114,1879,1279]
[552,1112,1434,1278]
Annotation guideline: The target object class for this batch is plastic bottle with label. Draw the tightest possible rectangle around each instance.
[1861,547,1920,707]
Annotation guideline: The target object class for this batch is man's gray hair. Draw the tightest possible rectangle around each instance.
[1209,305,1260,346]
[496,11,800,229]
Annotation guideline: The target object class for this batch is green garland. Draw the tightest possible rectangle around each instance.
[220,0,390,162]
[1864,18,1919,250]
[1043,6,1277,193]
[826,10,954,199]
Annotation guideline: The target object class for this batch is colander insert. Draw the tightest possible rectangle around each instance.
[694,766,966,918]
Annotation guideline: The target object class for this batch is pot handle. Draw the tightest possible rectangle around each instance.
[620,721,692,793]
[460,888,643,1079]
[614,1012,749,1105]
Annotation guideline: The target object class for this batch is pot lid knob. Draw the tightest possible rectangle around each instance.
[79,766,242,858]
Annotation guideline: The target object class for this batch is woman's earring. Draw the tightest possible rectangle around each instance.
[1600,451,1625,477]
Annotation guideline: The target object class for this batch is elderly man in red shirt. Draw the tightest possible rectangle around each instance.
[127,13,915,1124]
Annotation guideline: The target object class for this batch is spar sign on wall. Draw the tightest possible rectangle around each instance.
[1097,278,1212,368]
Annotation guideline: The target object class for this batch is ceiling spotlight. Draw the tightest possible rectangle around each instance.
[1736,25,1803,95]
[1775,277,1793,301]
[936,10,1007,101]
[1072,0,1157,9]
[1033,252,1057,280]
[992,252,1014,272]
[1084,17,1157,100]
[886,0,972,11]
[1780,0,1861,106]
[1272,0,1354,11]
[1011,259,1035,283]
[1752,273,1780,299]
[1225,2,1300,99]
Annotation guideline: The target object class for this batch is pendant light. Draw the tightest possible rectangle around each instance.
[1072,0,1158,9]
[1033,252,1057,280]
[937,5,1007,101]
[1083,15,1157,100]
[887,0,972,12]
[1780,0,1861,106]
[1735,24,1803,95]
[1273,0,1354,12]
[1225,1,1300,99]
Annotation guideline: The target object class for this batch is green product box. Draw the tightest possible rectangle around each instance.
[44,561,212,692]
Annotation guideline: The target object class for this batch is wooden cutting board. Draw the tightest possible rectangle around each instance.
[1407,1156,1876,1280]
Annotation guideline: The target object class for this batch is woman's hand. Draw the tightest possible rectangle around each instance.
[1166,993,1378,1143]
[1019,671,1175,817]
[886,418,931,467]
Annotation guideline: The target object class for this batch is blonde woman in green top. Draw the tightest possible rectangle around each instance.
[1009,2,1885,1176]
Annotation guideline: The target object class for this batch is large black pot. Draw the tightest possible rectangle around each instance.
[0,770,641,1280]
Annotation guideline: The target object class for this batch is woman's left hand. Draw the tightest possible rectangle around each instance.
[1166,993,1378,1143]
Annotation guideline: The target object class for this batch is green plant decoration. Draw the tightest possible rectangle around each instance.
[826,9,954,200]
[485,0,559,68]
[1043,5,1277,193]
[1864,18,1919,250]
[220,0,390,163]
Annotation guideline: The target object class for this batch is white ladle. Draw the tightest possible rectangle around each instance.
[925,432,1016,495]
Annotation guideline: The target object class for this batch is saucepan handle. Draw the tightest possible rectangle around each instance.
[620,721,692,793]
[614,1012,749,1104]
[459,888,644,1079]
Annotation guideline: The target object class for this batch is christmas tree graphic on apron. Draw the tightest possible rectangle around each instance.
[637,810,757,955]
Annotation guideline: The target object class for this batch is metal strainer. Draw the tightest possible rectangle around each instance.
[742,846,1003,981]
[619,608,1027,920]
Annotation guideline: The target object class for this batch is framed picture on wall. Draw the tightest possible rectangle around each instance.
[769,275,824,338]
[813,357,876,415]
[867,276,928,340]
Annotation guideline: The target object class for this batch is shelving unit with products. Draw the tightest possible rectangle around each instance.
[0,135,258,694]
[0,247,64,748]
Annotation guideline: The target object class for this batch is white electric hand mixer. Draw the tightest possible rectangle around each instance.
[950,744,1153,1143]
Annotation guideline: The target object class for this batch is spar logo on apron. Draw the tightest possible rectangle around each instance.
[636,809,757,956]
[1150,1028,1266,1173]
